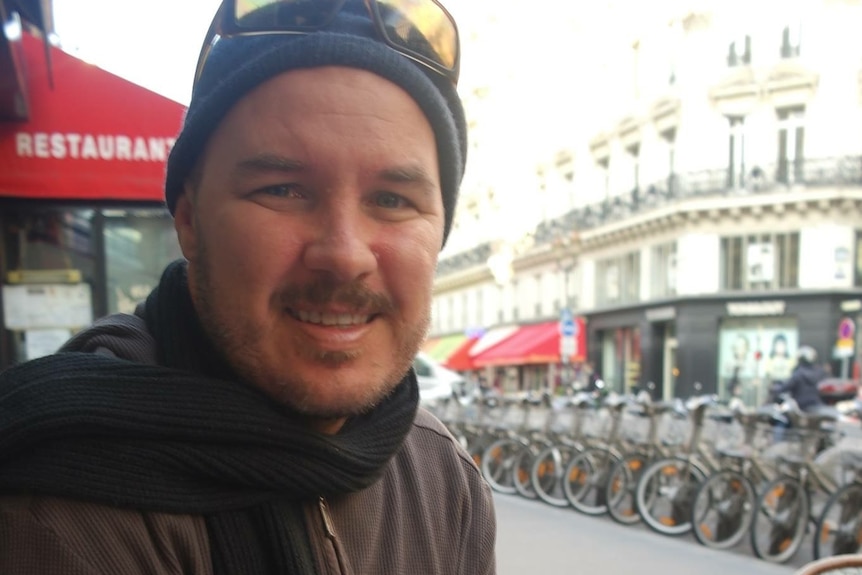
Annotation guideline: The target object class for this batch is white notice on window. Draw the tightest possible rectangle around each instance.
[2,283,93,330]
[25,329,72,360]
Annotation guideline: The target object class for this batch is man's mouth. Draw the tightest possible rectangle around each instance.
[288,309,374,326]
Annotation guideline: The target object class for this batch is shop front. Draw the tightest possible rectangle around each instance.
[584,292,860,404]
[0,30,186,368]
[468,319,587,394]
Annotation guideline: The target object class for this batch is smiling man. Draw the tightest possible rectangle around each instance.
[0,1,496,574]
[179,67,443,426]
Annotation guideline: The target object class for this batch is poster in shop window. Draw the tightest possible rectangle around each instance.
[718,324,798,399]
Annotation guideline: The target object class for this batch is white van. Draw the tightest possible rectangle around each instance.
[412,352,465,405]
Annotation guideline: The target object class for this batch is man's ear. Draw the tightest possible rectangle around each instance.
[174,183,198,262]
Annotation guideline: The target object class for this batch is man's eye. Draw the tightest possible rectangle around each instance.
[257,184,305,198]
[374,192,409,209]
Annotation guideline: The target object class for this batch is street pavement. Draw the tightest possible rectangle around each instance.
[494,492,806,575]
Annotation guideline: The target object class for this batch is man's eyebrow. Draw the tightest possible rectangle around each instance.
[235,154,307,175]
[378,165,438,192]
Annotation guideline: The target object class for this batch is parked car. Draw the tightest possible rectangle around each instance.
[413,352,465,405]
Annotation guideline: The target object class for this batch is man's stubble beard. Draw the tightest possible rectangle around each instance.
[187,227,429,419]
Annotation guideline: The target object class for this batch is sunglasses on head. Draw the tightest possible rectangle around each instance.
[194,0,461,93]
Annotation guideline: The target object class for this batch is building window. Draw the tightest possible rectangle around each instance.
[780,23,801,59]
[512,279,520,322]
[855,231,862,287]
[598,157,610,202]
[461,292,469,329]
[596,251,641,306]
[626,142,641,203]
[660,127,678,196]
[777,107,805,185]
[446,295,454,331]
[720,233,799,291]
[651,242,677,299]
[727,116,746,189]
[727,34,751,67]
[534,273,542,318]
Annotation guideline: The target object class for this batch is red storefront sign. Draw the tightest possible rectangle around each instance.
[0,31,186,202]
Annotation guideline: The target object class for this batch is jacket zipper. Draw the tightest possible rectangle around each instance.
[318,496,347,574]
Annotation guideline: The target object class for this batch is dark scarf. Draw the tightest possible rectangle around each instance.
[0,260,419,574]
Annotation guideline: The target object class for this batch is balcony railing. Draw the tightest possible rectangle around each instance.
[435,155,862,278]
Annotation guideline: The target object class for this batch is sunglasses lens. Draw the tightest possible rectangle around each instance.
[375,0,458,73]
[234,0,343,29]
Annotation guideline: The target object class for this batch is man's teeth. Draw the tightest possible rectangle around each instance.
[295,310,370,326]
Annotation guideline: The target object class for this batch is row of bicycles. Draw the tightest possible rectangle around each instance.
[429,387,862,564]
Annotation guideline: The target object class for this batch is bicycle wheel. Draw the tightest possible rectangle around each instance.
[514,442,547,499]
[467,432,497,471]
[531,444,578,507]
[691,469,756,550]
[481,438,521,494]
[750,476,810,563]
[814,481,862,559]
[564,447,620,516]
[606,451,649,525]
[635,456,707,536]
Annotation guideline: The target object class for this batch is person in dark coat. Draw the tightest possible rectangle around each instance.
[773,345,827,412]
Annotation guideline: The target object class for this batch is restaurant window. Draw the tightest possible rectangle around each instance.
[103,209,183,314]
[2,208,98,365]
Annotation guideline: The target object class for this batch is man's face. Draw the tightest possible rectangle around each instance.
[174,67,444,427]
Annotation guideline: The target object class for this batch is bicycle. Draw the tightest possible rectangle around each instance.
[605,395,687,525]
[562,393,641,515]
[812,402,862,560]
[813,450,862,559]
[690,404,783,549]
[530,392,601,507]
[481,393,551,494]
[749,406,842,563]
[634,394,725,536]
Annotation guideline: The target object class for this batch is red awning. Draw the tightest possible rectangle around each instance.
[472,319,586,368]
[0,31,186,202]
[443,335,479,371]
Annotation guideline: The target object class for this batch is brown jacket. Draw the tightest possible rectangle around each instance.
[0,409,496,574]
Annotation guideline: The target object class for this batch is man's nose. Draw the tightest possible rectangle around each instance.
[302,204,377,282]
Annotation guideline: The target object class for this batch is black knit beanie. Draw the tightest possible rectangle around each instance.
[165,0,466,246]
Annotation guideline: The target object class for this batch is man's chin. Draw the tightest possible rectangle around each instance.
[259,370,400,418]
